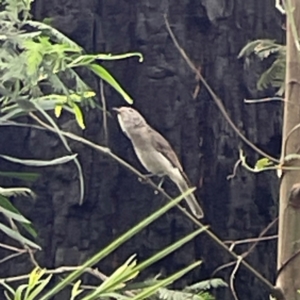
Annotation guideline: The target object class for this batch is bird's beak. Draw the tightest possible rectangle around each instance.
[112,107,121,113]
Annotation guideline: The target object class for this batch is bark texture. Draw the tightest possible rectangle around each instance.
[276,0,300,298]
[0,0,283,299]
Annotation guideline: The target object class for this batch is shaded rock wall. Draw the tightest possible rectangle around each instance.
[0,0,283,299]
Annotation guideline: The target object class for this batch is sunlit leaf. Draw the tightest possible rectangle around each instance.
[254,158,273,170]
[72,103,85,129]
[71,280,83,300]
[0,195,37,237]
[0,205,31,224]
[54,104,63,118]
[0,187,34,198]
[89,64,133,104]
[0,223,41,249]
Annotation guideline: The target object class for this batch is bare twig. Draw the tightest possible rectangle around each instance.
[243,218,278,256]
[164,15,279,164]
[25,246,39,268]
[0,242,25,253]
[244,97,286,104]
[227,159,242,180]
[275,0,286,14]
[224,235,278,247]
[0,252,25,265]
[230,257,242,300]
[212,218,278,280]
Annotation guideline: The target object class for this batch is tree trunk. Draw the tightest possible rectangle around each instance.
[276,1,300,299]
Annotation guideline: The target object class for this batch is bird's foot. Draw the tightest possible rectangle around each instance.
[138,173,155,184]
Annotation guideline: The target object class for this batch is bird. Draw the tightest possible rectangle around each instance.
[113,106,204,219]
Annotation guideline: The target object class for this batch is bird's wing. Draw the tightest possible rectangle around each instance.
[149,127,187,173]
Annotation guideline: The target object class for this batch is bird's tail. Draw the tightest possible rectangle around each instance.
[169,170,204,219]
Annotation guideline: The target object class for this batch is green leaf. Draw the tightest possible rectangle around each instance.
[184,278,228,292]
[157,287,204,300]
[82,225,207,299]
[27,274,52,300]
[0,195,37,238]
[89,64,133,104]
[0,171,40,182]
[254,158,273,170]
[0,205,31,224]
[72,103,85,129]
[54,105,63,118]
[15,284,28,300]
[94,52,143,62]
[131,261,202,300]
[0,223,41,249]
[25,21,82,50]
[0,153,78,166]
[71,280,83,300]
[0,281,16,299]
[0,187,34,197]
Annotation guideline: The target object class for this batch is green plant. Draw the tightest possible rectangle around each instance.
[238,39,286,95]
[0,190,217,300]
[0,0,142,246]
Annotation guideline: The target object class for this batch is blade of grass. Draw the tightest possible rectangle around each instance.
[38,188,194,300]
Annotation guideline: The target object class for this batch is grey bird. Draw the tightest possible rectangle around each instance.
[113,106,204,219]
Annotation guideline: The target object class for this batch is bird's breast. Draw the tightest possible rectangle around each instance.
[134,148,174,176]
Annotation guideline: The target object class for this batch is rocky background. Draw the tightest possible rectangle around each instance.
[0,0,284,299]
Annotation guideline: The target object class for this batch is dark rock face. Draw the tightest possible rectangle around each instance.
[0,0,283,299]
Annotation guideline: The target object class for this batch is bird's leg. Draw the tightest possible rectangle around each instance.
[138,173,156,184]
[157,177,165,189]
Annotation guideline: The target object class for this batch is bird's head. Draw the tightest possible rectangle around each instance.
[113,107,147,133]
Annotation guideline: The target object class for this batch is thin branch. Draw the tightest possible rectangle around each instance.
[275,0,286,14]
[243,218,278,256]
[227,159,242,180]
[164,15,279,164]
[0,242,25,253]
[244,97,286,104]
[211,261,237,278]
[224,235,277,246]
[0,252,25,265]
[230,257,242,300]
[212,218,278,280]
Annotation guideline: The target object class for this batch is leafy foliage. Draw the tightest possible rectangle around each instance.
[0,191,216,300]
[0,0,142,246]
[238,39,286,95]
